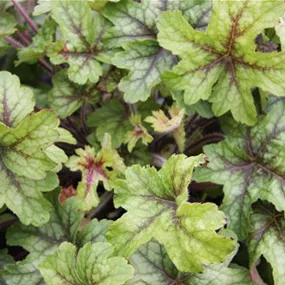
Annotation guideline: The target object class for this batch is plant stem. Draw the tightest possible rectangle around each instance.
[250,266,267,285]
[86,191,114,219]
[4,35,24,48]
[4,36,53,75]
[16,31,31,46]
[11,0,38,34]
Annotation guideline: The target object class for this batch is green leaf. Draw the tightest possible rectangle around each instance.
[87,99,132,148]
[6,191,84,262]
[16,18,56,65]
[48,71,98,118]
[66,135,125,210]
[0,169,58,226]
[112,40,174,103]
[0,71,34,127]
[0,13,16,37]
[3,189,111,285]
[3,262,45,285]
[276,12,285,50]
[76,219,112,247]
[39,242,134,285]
[125,114,153,152]
[127,239,253,285]
[49,0,107,84]
[103,0,211,102]
[248,206,285,285]
[0,249,13,285]
[0,71,72,225]
[107,154,236,272]
[195,101,285,240]
[157,1,285,125]
[33,0,51,16]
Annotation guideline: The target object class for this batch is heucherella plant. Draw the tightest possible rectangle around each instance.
[1,0,285,284]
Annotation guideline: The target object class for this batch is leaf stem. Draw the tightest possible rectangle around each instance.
[11,0,39,34]
[250,266,267,285]
[3,36,53,75]
[86,191,114,219]
[4,35,24,48]
[16,31,31,46]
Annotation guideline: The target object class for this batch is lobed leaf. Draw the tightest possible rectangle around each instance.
[103,0,211,102]
[107,154,236,272]
[39,242,134,285]
[195,101,285,239]
[157,0,285,125]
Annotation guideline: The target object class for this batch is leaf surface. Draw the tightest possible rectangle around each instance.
[157,0,285,125]
[49,0,107,84]
[248,206,285,285]
[195,101,285,239]
[107,154,236,272]
[127,239,253,285]
[66,135,125,210]
[39,242,134,285]
[103,0,211,102]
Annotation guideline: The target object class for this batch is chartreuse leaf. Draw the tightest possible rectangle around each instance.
[66,134,125,210]
[195,101,285,240]
[33,0,51,16]
[48,71,99,119]
[145,104,185,152]
[125,114,153,152]
[87,99,133,148]
[103,0,211,102]
[107,154,236,272]
[0,72,75,226]
[157,0,285,125]
[2,190,111,285]
[0,71,34,127]
[127,239,253,285]
[248,206,285,285]
[39,242,134,285]
[48,0,107,84]
[88,0,120,11]
[16,18,56,65]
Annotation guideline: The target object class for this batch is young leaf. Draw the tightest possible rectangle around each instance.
[127,239,253,285]
[195,101,285,240]
[107,154,236,272]
[248,207,285,285]
[49,0,107,84]
[0,13,16,37]
[39,242,134,285]
[125,114,153,152]
[145,104,185,152]
[157,0,285,125]
[87,99,132,148]
[145,104,184,133]
[16,18,56,65]
[66,134,125,210]
[103,0,211,102]
[48,71,98,119]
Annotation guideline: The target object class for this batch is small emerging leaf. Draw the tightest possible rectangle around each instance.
[66,134,125,210]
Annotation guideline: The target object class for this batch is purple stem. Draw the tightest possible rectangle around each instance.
[11,0,38,34]
[4,36,53,75]
[4,36,24,48]
[16,31,31,46]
